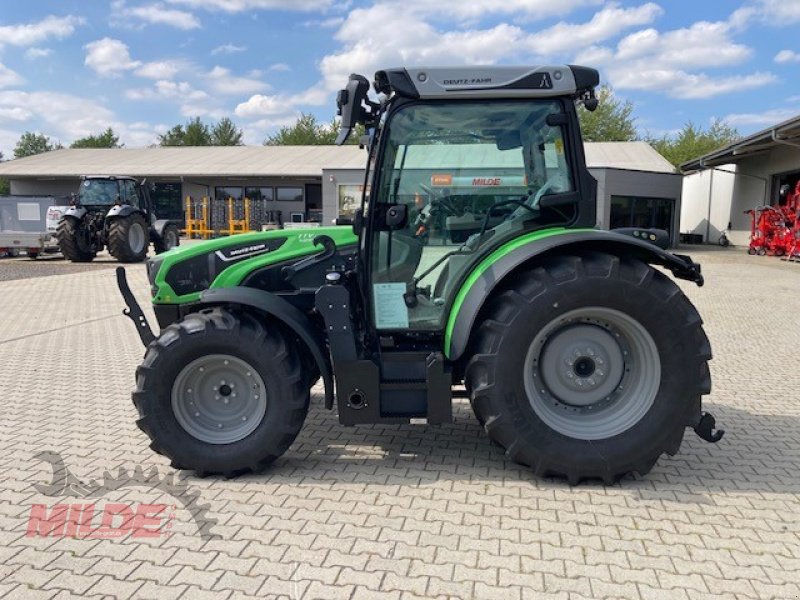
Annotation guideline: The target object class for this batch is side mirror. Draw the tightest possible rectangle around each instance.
[335,74,372,145]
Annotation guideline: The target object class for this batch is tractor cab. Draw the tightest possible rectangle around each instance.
[77,176,144,210]
[335,66,599,341]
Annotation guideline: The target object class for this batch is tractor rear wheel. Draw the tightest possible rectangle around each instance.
[108,214,149,262]
[56,218,96,262]
[133,307,309,476]
[465,252,711,484]
[154,224,180,254]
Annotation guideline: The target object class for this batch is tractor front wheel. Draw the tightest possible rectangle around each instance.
[108,214,149,262]
[133,307,309,476]
[56,218,96,262]
[465,252,712,484]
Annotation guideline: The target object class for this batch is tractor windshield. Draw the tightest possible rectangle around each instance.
[79,179,119,206]
[369,99,575,331]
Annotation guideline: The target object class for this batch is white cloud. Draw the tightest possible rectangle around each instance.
[0,15,83,47]
[112,1,201,30]
[0,63,24,89]
[206,66,268,95]
[125,80,227,117]
[775,49,800,63]
[0,91,115,142]
[753,0,800,24]
[0,107,33,121]
[24,47,53,60]
[126,80,208,102]
[724,108,800,127]
[575,14,776,99]
[84,38,141,77]
[211,43,246,55]
[268,63,291,72]
[385,0,602,21]
[235,94,287,117]
[168,0,332,11]
[135,60,185,79]
[528,3,662,55]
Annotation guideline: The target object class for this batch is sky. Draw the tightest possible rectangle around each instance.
[0,0,799,156]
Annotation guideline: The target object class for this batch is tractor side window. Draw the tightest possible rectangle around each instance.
[120,180,138,206]
[369,100,574,331]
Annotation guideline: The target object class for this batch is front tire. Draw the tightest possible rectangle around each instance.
[465,252,712,484]
[133,308,309,476]
[57,218,96,262]
[108,214,149,262]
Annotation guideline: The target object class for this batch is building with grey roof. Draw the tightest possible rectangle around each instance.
[0,142,682,243]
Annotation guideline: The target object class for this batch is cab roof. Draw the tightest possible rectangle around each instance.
[374,65,599,100]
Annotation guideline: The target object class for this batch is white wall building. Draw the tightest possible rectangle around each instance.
[681,115,800,247]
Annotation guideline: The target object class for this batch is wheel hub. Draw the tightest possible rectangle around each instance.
[171,354,267,444]
[538,324,625,407]
[524,307,661,440]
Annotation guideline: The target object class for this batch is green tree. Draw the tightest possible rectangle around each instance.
[647,120,739,169]
[264,113,366,145]
[70,127,122,148]
[158,117,213,146]
[577,86,638,142]
[211,117,244,146]
[13,131,62,158]
[158,124,186,146]
[184,117,212,145]
[264,113,337,145]
[0,151,8,195]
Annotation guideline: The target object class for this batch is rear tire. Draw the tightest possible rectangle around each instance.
[465,252,712,484]
[108,214,149,262]
[56,218,96,262]
[133,307,309,476]
[154,224,180,254]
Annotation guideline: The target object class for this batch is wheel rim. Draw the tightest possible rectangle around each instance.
[165,230,178,249]
[171,354,267,444]
[128,222,146,254]
[523,307,661,440]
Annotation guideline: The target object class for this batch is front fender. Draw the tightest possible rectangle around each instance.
[444,229,704,361]
[198,287,334,409]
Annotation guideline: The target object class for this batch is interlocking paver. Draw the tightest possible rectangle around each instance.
[1,247,798,600]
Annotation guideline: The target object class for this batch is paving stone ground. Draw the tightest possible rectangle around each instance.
[0,246,798,600]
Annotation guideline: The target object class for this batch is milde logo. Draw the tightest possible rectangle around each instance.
[25,451,219,540]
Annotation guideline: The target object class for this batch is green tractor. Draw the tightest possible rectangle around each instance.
[118,65,723,483]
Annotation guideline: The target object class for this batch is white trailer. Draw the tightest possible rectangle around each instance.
[0,196,68,258]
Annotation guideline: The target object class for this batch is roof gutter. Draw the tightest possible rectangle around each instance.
[771,128,800,149]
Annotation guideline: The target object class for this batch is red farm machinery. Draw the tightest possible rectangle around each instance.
[746,181,800,261]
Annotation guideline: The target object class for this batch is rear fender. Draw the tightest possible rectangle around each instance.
[152,219,174,239]
[106,205,138,219]
[197,287,334,408]
[63,207,87,221]
[445,229,704,361]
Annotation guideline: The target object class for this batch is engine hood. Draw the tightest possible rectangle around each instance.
[150,226,358,304]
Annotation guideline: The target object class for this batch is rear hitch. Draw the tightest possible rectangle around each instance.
[116,267,156,346]
[693,411,725,443]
